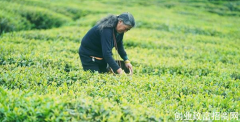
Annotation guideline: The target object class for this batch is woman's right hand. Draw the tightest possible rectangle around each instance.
[117,68,125,74]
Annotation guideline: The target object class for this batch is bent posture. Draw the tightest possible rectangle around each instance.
[79,12,135,74]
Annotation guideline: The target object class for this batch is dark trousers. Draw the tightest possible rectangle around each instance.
[79,54,108,73]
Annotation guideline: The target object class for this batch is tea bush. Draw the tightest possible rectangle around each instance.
[0,10,31,34]
[0,1,72,32]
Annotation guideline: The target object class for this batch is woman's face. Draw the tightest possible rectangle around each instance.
[116,20,132,33]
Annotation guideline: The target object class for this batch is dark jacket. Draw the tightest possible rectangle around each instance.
[79,25,128,71]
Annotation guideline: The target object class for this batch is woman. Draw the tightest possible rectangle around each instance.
[78,12,135,74]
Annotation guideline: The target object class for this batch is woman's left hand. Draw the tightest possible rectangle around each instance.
[125,63,133,73]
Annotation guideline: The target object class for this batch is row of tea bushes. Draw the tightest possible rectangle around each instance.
[0,10,31,34]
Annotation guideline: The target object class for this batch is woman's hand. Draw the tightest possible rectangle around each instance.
[117,68,125,74]
[125,63,133,74]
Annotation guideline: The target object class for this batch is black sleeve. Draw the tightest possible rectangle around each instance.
[117,34,128,61]
[101,28,120,71]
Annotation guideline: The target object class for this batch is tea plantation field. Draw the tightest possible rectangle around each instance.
[0,0,239,121]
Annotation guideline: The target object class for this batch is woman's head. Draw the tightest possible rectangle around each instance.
[116,12,135,33]
[96,12,135,33]
[118,12,135,27]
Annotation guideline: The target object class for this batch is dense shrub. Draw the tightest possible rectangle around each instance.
[0,10,31,34]
[0,1,72,30]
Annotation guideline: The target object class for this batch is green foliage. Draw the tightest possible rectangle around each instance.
[0,0,239,121]
[0,10,31,34]
[0,1,72,33]
[4,0,97,20]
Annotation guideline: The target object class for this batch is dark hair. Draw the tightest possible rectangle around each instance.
[117,12,135,27]
[96,12,135,31]
[96,15,118,31]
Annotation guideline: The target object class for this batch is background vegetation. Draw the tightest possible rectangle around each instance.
[0,0,239,121]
